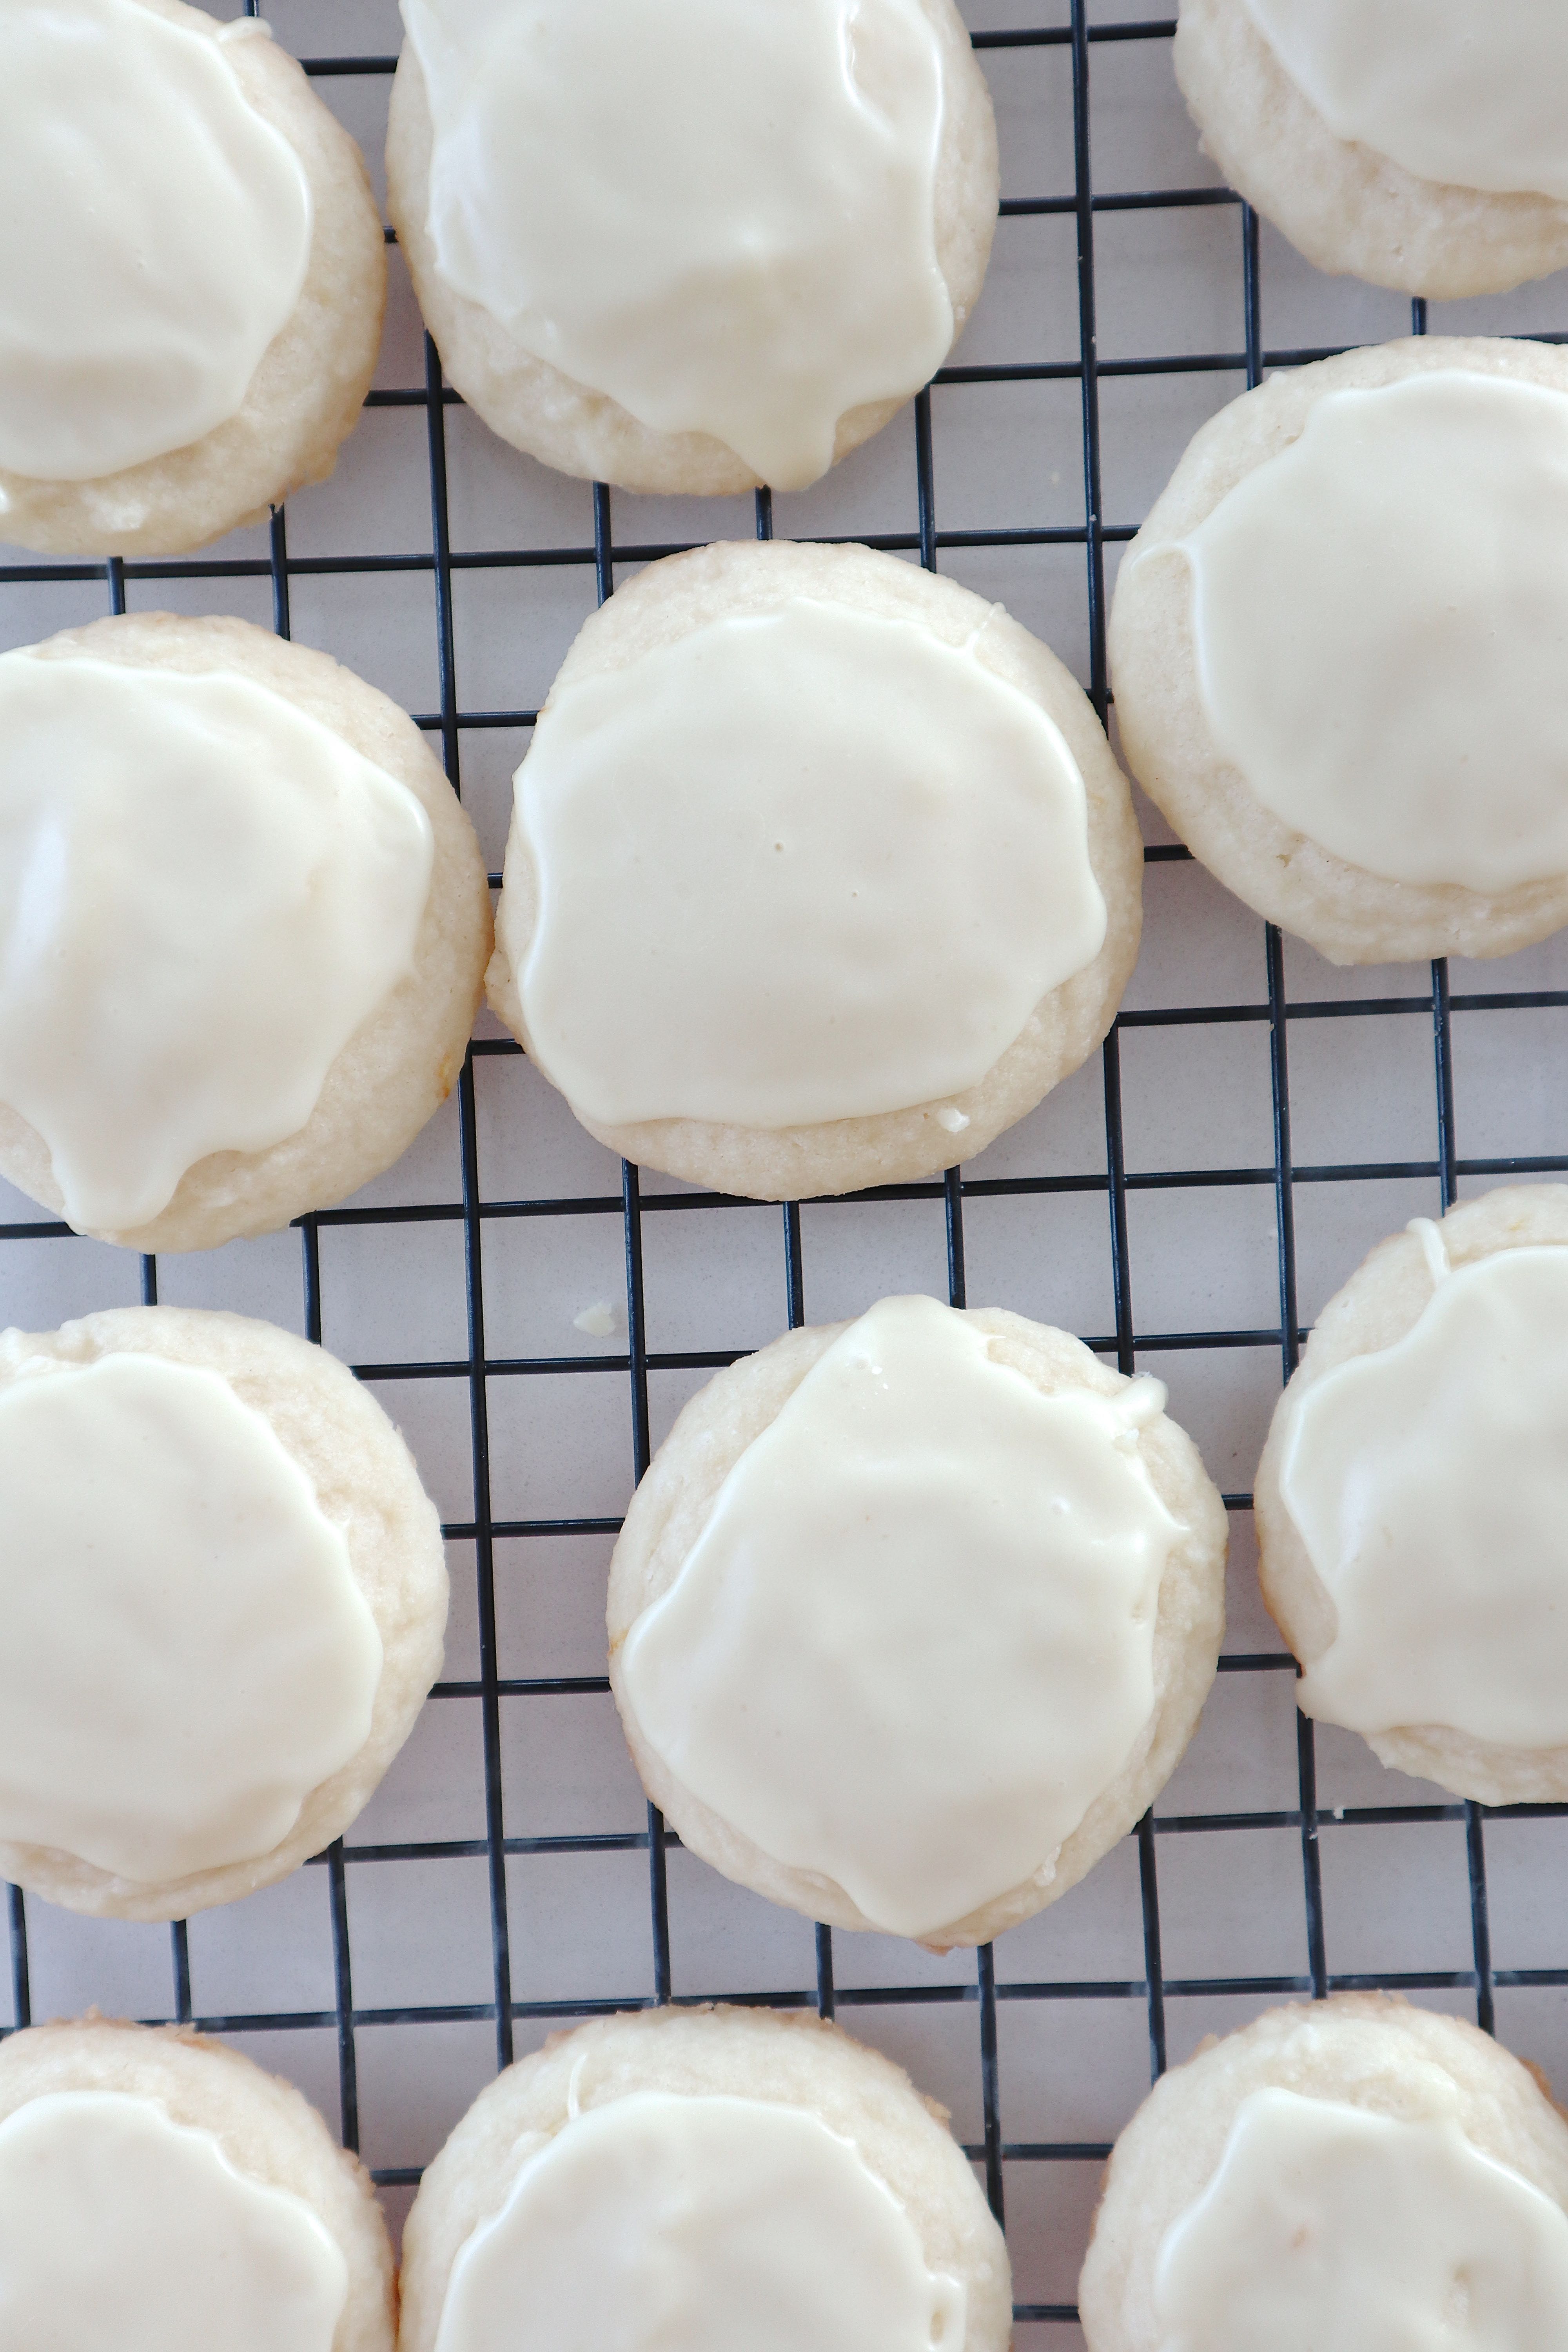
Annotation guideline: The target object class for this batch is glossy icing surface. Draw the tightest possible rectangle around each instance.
[514,601,1107,1131]
[621,1296,1178,1937]
[400,0,954,488]
[0,1352,382,1883]
[1246,0,1568,202]
[0,653,433,1232]
[1173,372,1568,890]
[1155,2085,1568,2349]
[1281,1244,1568,1749]
[0,0,312,481]
[434,2090,964,2352]
[0,2091,347,2350]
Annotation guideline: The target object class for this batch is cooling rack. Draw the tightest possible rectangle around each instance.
[5,4,1568,2339]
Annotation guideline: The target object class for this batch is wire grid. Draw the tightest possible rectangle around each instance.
[4,5,1568,2336]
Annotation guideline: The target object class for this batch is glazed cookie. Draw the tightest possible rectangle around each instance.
[0,1304,447,1921]
[489,539,1143,1199]
[1109,337,1568,965]
[0,612,492,1251]
[0,2017,394,2352]
[398,2004,1011,2352]
[1175,0,1568,299]
[386,0,997,494]
[1255,1183,1568,1807]
[1079,1993,1568,2349]
[0,0,386,557]
[609,1295,1227,1947]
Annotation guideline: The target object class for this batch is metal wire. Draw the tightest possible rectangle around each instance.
[3,7,1567,2329]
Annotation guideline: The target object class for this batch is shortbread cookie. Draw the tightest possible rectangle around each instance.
[1109,338,1568,965]
[1175,0,1568,299]
[0,0,385,558]
[0,2016,394,2352]
[386,0,997,494]
[0,1304,446,1921]
[0,612,491,1251]
[610,1296,1227,1947]
[399,2004,1011,2352]
[1255,1183,1568,1806]
[489,539,1143,1198]
[1080,1993,1568,2350]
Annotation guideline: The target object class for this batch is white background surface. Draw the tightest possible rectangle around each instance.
[5,5,1568,2341]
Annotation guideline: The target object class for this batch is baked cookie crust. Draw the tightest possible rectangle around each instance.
[398,2004,1012,2352]
[1255,1182,1568,1806]
[608,1306,1227,1946]
[0,1304,447,1921]
[490,539,1144,1198]
[1109,336,1568,966]
[1174,0,1568,298]
[0,612,492,1252]
[385,0,997,495]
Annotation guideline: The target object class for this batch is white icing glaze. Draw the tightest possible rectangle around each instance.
[1153,2086,1568,2350]
[1280,1245,1568,1749]
[0,652,434,1232]
[619,1295,1178,1938]
[0,2091,347,2351]
[1172,371,1568,891]
[0,1352,382,1884]
[399,0,954,489]
[1245,0,1568,203]
[433,2090,964,2352]
[0,0,312,482]
[515,601,1107,1132]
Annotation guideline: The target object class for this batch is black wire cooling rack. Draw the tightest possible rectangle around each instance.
[5,5,1568,2337]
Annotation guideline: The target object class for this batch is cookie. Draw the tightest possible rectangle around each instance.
[0,0,385,558]
[386,0,997,494]
[0,1304,446,1921]
[1255,1182,1568,1807]
[0,611,492,1252]
[0,2016,394,2352]
[1109,337,1568,965]
[398,2004,1011,2352]
[1174,0,1568,299]
[1079,1993,1568,2349]
[609,1295,1227,1947]
[488,539,1143,1199]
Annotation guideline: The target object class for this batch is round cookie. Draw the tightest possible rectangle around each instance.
[488,539,1143,1199]
[0,0,386,559]
[1255,1182,1568,1807]
[0,611,491,1252]
[385,0,997,495]
[608,1298,1228,1948]
[398,2004,1011,2352]
[0,2016,394,2352]
[1108,336,1568,966]
[0,1303,447,1921]
[1078,1993,1568,2349]
[1174,0,1568,299]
